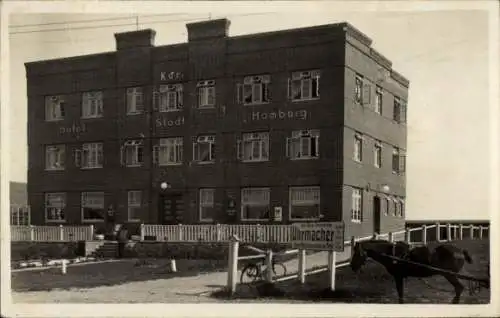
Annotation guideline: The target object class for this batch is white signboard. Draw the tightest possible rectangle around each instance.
[291,222,345,252]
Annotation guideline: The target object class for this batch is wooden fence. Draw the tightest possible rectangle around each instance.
[10,222,489,243]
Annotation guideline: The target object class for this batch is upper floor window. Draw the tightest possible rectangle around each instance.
[393,96,407,123]
[289,186,321,220]
[45,96,66,121]
[237,75,271,105]
[197,80,216,108]
[122,140,143,167]
[126,87,144,115]
[289,70,320,101]
[392,147,406,175]
[354,75,371,105]
[237,132,269,162]
[374,141,382,168]
[155,84,183,112]
[45,144,65,170]
[375,86,383,114]
[193,135,215,163]
[82,91,103,119]
[75,142,103,169]
[199,188,215,222]
[45,192,66,222]
[81,192,105,222]
[286,130,319,160]
[127,190,142,222]
[351,188,363,223]
[353,133,363,162]
[241,187,270,221]
[153,137,183,166]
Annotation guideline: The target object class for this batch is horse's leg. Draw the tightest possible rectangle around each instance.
[444,274,464,304]
[394,276,405,304]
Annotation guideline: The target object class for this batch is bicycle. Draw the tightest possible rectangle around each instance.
[240,255,287,284]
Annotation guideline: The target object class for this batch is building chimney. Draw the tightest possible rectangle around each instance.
[114,29,156,50]
[186,18,231,42]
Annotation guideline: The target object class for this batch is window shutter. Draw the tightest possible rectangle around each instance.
[177,87,183,109]
[193,142,198,162]
[285,137,291,158]
[287,78,292,100]
[152,145,159,165]
[399,153,406,174]
[152,90,159,111]
[120,145,125,166]
[236,139,242,160]
[74,149,82,167]
[236,83,243,104]
[362,83,371,105]
[264,82,271,102]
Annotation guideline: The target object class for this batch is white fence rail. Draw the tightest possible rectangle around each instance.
[10,222,489,243]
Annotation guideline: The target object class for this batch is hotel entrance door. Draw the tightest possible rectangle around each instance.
[159,193,184,224]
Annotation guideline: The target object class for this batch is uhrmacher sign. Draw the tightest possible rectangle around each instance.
[291,222,345,252]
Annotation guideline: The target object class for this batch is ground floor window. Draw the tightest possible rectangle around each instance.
[11,206,30,225]
[81,192,105,222]
[45,193,66,222]
[351,188,363,223]
[128,190,142,221]
[289,186,320,220]
[199,188,215,222]
[241,188,270,220]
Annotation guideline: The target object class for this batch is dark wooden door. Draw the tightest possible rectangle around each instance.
[373,196,381,234]
[159,193,184,224]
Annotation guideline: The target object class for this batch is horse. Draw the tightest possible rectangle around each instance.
[349,239,473,304]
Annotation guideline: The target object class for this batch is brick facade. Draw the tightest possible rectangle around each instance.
[26,19,408,238]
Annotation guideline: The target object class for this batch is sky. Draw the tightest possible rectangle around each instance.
[7,7,492,221]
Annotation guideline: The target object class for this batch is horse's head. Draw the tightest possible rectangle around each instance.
[350,242,368,272]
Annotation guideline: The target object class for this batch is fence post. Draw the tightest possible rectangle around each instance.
[446,223,452,242]
[265,249,273,282]
[227,234,240,295]
[30,225,34,241]
[179,224,184,241]
[422,225,427,244]
[216,224,222,242]
[459,224,463,240]
[436,222,440,242]
[140,224,145,241]
[328,250,337,291]
[298,249,306,284]
[404,228,410,243]
[388,232,394,243]
[470,225,474,239]
[89,224,94,240]
[59,224,64,241]
[479,226,483,239]
[350,236,356,257]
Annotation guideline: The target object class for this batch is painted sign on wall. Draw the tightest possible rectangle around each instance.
[160,72,184,81]
[59,123,87,135]
[155,116,185,128]
[250,109,308,121]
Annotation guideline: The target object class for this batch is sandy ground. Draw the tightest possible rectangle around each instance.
[11,239,489,304]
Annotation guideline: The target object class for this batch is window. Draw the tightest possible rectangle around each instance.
[127,190,142,221]
[375,86,383,114]
[75,143,103,169]
[126,87,144,115]
[122,140,144,167]
[351,188,363,222]
[393,97,407,123]
[392,198,398,216]
[374,141,382,168]
[354,133,363,162]
[286,130,320,160]
[45,193,66,222]
[288,70,320,101]
[193,135,215,163]
[11,206,30,225]
[237,132,269,162]
[153,137,183,166]
[237,75,270,105]
[241,188,270,221]
[197,80,216,108]
[354,75,371,105]
[45,145,65,170]
[392,147,406,174]
[199,189,215,222]
[384,197,390,216]
[81,192,105,222]
[155,84,183,112]
[289,186,320,220]
[45,96,65,121]
[82,91,103,118]
[399,199,405,217]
